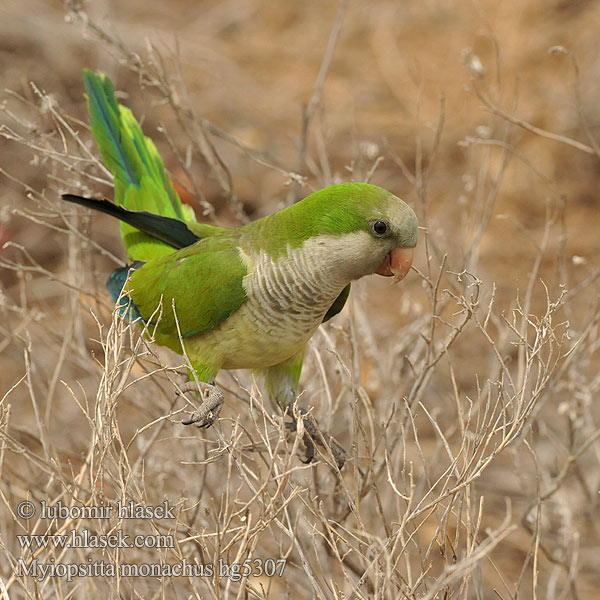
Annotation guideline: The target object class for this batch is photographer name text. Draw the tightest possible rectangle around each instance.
[39,500,174,520]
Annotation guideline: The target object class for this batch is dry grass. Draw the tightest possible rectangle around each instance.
[1,1,599,598]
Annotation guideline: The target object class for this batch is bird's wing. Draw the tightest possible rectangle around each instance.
[322,283,351,323]
[128,233,248,351]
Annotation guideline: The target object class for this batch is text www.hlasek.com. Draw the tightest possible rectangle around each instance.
[16,529,173,550]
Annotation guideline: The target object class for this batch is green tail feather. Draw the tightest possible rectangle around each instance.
[83,69,196,261]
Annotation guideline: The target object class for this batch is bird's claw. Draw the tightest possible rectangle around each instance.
[179,381,224,429]
[285,407,346,470]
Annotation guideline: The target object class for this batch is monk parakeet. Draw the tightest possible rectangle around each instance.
[63,70,418,468]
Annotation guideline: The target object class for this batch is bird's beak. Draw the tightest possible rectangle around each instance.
[375,246,414,283]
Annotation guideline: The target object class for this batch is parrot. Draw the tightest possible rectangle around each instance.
[62,70,418,468]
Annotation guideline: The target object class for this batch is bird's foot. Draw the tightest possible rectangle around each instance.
[179,381,224,429]
[285,406,346,470]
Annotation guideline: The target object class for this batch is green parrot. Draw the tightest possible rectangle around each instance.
[63,70,418,468]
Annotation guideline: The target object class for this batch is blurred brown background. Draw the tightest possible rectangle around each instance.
[2,0,599,302]
[1,0,599,598]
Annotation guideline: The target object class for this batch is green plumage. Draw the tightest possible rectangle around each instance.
[83,69,199,260]
[65,70,418,455]
[130,232,247,351]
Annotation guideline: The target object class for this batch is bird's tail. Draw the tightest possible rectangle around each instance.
[83,69,197,261]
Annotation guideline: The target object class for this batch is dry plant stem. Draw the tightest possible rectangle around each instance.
[472,81,597,156]
[291,0,349,203]
[518,439,542,600]
[558,47,600,159]
[388,94,445,263]
[465,112,514,273]
[1,84,112,185]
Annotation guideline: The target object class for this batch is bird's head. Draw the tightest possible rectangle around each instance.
[304,183,418,284]
[360,191,418,284]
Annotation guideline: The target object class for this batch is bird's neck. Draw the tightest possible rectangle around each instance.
[241,238,354,323]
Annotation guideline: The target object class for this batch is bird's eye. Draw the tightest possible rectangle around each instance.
[370,220,390,237]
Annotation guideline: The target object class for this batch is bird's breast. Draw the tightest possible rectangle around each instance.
[209,244,346,369]
[251,244,344,321]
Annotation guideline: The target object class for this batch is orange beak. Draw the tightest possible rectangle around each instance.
[375,246,414,283]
